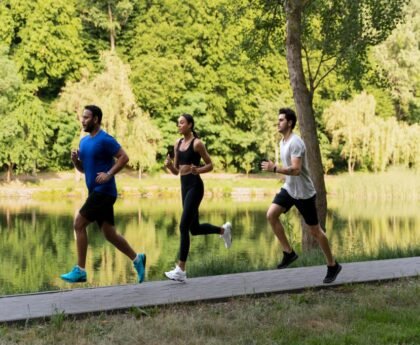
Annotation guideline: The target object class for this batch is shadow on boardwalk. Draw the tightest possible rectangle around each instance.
[0,257,419,323]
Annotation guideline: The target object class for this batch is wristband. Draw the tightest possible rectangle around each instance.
[106,171,113,176]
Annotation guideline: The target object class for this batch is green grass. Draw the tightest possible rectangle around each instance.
[0,171,280,199]
[1,278,419,345]
[1,168,419,200]
[183,246,420,280]
[327,168,420,201]
[0,168,420,201]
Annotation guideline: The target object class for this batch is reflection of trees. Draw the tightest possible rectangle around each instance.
[326,205,420,260]
[1,197,419,295]
[0,211,75,295]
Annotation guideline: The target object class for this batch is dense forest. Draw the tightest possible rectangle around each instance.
[0,0,419,180]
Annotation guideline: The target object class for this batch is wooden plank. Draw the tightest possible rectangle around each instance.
[0,257,419,323]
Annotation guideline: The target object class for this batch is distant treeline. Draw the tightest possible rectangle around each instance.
[0,0,418,180]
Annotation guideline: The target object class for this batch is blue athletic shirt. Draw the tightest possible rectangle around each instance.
[78,129,121,197]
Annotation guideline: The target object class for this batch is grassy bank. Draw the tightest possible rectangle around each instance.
[326,168,420,201]
[1,278,419,345]
[0,171,279,199]
[0,169,418,200]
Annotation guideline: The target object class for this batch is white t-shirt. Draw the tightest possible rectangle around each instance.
[280,133,316,199]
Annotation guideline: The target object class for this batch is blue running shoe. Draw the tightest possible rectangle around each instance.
[60,265,87,283]
[134,253,146,283]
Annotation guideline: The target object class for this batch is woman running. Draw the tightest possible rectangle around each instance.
[164,114,232,282]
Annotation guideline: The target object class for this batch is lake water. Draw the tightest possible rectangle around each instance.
[0,195,419,295]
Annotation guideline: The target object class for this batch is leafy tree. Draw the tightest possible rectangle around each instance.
[77,0,135,51]
[245,0,409,246]
[324,92,420,173]
[57,52,161,177]
[0,46,52,180]
[324,92,375,173]
[0,45,20,116]
[45,111,81,171]
[0,3,16,48]
[123,0,290,171]
[373,0,420,124]
[0,0,86,96]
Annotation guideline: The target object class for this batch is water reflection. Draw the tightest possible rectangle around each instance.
[0,196,419,295]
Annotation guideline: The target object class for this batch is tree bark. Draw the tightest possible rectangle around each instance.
[108,3,116,51]
[7,163,12,183]
[284,0,328,250]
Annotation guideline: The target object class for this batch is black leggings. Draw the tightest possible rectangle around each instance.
[179,174,220,262]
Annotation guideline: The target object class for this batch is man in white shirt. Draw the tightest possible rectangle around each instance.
[261,107,341,284]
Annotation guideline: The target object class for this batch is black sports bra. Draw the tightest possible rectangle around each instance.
[177,138,201,166]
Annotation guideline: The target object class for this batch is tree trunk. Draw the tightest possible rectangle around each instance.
[108,3,116,51]
[348,148,353,174]
[6,163,12,183]
[285,0,328,251]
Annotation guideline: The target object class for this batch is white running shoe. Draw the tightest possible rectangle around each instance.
[221,222,232,248]
[164,265,187,282]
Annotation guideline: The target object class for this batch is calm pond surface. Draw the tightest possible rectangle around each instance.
[0,195,419,295]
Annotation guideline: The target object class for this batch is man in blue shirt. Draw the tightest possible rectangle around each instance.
[60,105,146,283]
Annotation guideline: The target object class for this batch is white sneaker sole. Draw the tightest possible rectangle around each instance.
[164,272,187,283]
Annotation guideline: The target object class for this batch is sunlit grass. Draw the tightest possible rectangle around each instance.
[2,168,419,200]
[1,168,419,201]
[326,168,419,201]
[2,278,419,345]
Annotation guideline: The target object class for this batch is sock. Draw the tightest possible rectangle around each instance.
[133,254,140,264]
[77,265,86,272]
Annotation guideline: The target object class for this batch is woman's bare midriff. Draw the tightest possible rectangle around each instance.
[179,164,193,176]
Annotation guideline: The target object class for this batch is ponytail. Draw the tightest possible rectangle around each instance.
[181,113,199,138]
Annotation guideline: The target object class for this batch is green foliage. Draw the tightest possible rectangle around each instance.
[57,52,161,175]
[324,92,420,172]
[0,49,53,177]
[302,0,409,88]
[0,4,15,48]
[0,45,21,115]
[50,309,67,330]
[123,0,291,172]
[0,0,419,175]
[1,0,87,96]
[372,0,420,124]
[46,111,80,170]
[77,0,136,51]
[0,92,52,175]
[363,85,395,119]
[245,0,408,93]
[246,0,412,174]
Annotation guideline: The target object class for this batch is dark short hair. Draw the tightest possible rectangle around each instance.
[279,107,297,129]
[84,105,103,124]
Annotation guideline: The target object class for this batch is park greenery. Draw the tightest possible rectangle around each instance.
[0,0,419,181]
[1,278,419,344]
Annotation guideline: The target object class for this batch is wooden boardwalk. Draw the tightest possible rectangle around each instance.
[0,257,419,323]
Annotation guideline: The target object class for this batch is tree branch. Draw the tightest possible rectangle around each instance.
[313,59,339,90]
[302,44,314,92]
[312,50,324,84]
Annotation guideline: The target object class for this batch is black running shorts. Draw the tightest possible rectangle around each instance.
[272,188,319,226]
[79,192,117,227]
